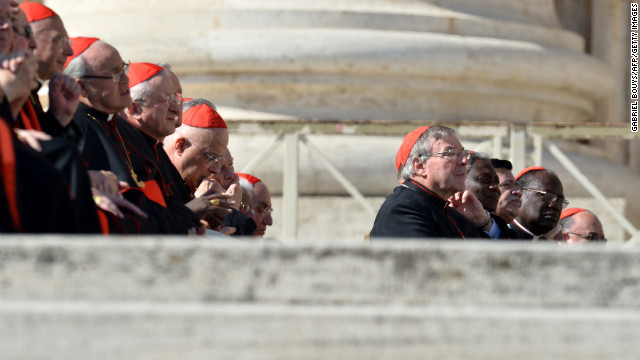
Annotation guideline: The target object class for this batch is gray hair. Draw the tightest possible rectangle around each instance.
[238,177,254,193]
[466,152,491,174]
[130,69,166,101]
[64,55,89,78]
[400,125,457,180]
[183,98,216,113]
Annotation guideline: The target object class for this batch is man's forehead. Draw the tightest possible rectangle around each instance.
[31,16,66,33]
[531,172,562,192]
[431,135,462,149]
[0,0,10,13]
[146,73,172,95]
[495,168,514,180]
[84,43,121,70]
[471,159,493,172]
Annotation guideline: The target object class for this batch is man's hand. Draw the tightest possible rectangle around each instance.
[0,52,39,102]
[92,188,147,219]
[224,175,242,210]
[88,170,129,198]
[48,72,81,127]
[14,128,51,152]
[448,190,487,226]
[193,177,222,198]
[185,193,234,218]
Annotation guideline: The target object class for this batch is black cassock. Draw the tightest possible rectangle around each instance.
[0,113,77,233]
[370,179,486,239]
[71,103,198,234]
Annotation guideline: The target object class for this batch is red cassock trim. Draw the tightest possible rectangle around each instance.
[142,179,167,208]
[0,118,23,231]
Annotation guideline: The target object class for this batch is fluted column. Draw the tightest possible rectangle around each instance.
[48,0,616,195]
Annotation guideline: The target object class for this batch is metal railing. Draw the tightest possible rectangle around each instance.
[229,119,640,242]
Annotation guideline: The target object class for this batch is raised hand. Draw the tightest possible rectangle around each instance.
[48,72,81,127]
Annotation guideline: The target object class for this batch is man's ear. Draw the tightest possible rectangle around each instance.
[175,137,187,155]
[76,79,88,98]
[127,101,143,119]
[412,157,428,177]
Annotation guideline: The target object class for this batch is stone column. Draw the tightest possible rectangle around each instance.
[49,0,615,194]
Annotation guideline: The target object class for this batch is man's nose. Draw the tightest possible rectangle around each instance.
[263,214,273,226]
[208,162,221,175]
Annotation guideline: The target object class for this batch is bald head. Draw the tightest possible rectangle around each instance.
[561,211,606,243]
[71,41,132,114]
[163,124,229,191]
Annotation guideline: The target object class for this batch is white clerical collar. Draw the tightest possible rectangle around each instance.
[107,114,115,122]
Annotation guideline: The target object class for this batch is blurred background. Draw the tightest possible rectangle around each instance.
[41,0,636,242]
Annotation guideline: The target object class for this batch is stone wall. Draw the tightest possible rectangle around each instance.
[0,237,639,359]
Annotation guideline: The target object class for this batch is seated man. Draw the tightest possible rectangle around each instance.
[64,37,201,234]
[18,2,77,134]
[560,208,606,244]
[163,98,256,234]
[370,125,492,239]
[465,152,514,239]
[237,173,273,237]
[509,166,568,240]
[120,62,240,233]
[490,158,522,225]
[0,51,76,233]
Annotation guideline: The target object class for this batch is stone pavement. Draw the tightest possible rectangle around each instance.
[0,237,638,359]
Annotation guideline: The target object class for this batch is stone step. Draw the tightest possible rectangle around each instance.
[1,236,638,308]
[1,301,638,360]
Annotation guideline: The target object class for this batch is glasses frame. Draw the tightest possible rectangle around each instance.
[424,149,471,161]
[135,92,183,106]
[521,188,569,209]
[253,204,274,217]
[187,139,225,165]
[80,62,129,83]
[567,231,607,242]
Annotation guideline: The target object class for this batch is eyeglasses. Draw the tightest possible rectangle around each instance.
[253,205,274,217]
[425,149,471,161]
[521,188,569,209]
[567,232,606,242]
[35,32,71,47]
[81,62,129,83]
[12,25,33,40]
[136,92,183,106]
[187,139,225,164]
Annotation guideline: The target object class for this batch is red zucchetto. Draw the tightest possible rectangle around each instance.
[63,37,99,69]
[127,63,164,88]
[395,126,430,172]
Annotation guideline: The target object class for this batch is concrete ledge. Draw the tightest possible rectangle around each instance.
[0,236,638,307]
[1,302,638,360]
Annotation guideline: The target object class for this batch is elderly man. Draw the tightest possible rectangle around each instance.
[465,152,518,239]
[237,173,273,237]
[120,63,234,231]
[370,125,492,239]
[64,38,204,233]
[490,158,522,225]
[560,208,606,244]
[18,2,78,134]
[0,42,77,232]
[509,167,568,240]
[162,98,256,234]
[163,99,229,193]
